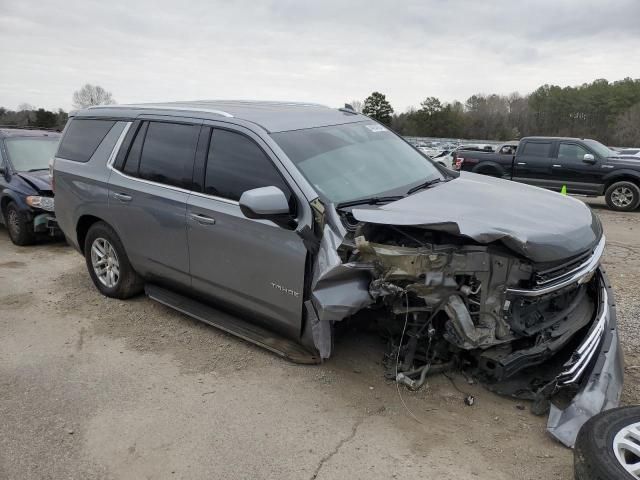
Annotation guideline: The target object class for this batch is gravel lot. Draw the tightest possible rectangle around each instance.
[1,197,638,480]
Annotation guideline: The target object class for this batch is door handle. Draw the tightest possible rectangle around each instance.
[552,164,562,168]
[517,162,527,165]
[189,213,216,225]
[113,192,132,202]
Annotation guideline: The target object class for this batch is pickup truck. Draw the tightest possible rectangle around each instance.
[454,136,640,211]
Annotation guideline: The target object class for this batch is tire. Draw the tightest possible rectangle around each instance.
[605,181,640,212]
[84,221,143,299]
[4,202,36,246]
[574,406,640,480]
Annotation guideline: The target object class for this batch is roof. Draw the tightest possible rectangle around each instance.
[0,127,61,138]
[521,136,595,142]
[79,100,368,133]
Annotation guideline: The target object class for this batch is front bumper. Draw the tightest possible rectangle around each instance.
[546,268,624,447]
[33,212,61,236]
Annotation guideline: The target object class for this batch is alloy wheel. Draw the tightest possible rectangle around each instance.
[611,186,635,208]
[613,421,640,478]
[7,209,20,236]
[91,237,120,288]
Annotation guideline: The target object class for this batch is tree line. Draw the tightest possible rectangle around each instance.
[0,84,115,131]
[358,77,640,146]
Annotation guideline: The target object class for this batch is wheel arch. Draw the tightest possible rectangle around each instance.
[472,161,504,177]
[603,170,640,191]
[76,214,105,255]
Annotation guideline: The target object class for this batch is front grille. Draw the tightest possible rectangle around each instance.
[535,249,593,286]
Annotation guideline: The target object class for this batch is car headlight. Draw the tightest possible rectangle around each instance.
[26,196,55,212]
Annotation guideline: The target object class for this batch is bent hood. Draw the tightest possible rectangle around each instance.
[350,172,602,263]
[16,170,52,193]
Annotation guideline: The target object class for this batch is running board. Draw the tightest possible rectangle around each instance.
[145,284,320,365]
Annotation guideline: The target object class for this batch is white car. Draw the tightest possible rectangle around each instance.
[618,148,640,158]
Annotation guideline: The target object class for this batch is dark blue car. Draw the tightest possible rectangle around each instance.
[0,127,61,245]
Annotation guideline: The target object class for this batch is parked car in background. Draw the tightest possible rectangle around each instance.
[453,141,519,171]
[617,148,640,158]
[53,101,621,447]
[0,127,61,245]
[454,136,640,211]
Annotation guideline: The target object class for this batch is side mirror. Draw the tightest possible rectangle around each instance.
[583,153,596,164]
[239,186,291,220]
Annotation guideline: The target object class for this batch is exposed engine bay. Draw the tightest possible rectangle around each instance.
[306,201,610,441]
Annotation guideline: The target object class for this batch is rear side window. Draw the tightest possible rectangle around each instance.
[57,119,115,162]
[521,142,551,157]
[136,122,200,189]
[205,129,291,202]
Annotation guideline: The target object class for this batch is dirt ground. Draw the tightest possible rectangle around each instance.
[1,197,638,480]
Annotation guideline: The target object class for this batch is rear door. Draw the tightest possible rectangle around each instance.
[512,140,554,187]
[186,125,307,339]
[550,141,602,194]
[108,119,202,287]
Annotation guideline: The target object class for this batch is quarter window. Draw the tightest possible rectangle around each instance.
[205,129,292,203]
[57,119,115,162]
[136,122,200,189]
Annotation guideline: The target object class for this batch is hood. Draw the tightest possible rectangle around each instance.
[350,172,602,264]
[607,155,640,166]
[16,170,52,193]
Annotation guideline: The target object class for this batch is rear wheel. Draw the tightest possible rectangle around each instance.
[5,202,36,246]
[574,406,640,479]
[84,222,143,299]
[605,181,640,211]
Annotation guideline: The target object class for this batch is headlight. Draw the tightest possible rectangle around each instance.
[26,196,55,212]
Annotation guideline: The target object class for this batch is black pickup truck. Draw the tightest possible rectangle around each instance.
[454,136,640,211]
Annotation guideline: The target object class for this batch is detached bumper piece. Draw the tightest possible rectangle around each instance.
[33,213,61,236]
[546,269,624,447]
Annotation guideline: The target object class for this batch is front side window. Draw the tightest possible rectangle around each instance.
[205,129,291,202]
[558,143,590,162]
[136,122,200,189]
[5,137,60,172]
[57,119,115,162]
[271,122,443,204]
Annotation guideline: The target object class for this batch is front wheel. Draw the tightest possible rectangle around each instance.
[84,222,143,299]
[605,181,640,211]
[574,406,640,479]
[5,202,36,246]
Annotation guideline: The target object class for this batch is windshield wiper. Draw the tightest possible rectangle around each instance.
[336,195,405,209]
[406,178,444,195]
[27,168,49,172]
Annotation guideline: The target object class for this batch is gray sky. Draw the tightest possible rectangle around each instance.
[1,0,639,112]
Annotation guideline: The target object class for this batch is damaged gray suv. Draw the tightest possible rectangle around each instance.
[53,101,622,447]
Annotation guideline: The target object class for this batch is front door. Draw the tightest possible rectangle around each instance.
[186,126,307,339]
[550,142,602,194]
[107,120,201,287]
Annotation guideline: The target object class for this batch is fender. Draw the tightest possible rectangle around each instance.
[602,168,640,186]
[0,188,31,213]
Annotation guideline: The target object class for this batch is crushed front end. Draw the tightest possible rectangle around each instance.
[306,208,622,448]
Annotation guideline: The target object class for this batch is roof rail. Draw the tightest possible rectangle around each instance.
[86,104,234,118]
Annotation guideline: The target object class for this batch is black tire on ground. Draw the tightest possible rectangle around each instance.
[574,405,640,480]
[4,201,36,246]
[84,221,143,299]
[604,181,640,212]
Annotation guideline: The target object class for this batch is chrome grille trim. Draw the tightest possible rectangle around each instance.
[556,281,608,386]
[506,236,606,297]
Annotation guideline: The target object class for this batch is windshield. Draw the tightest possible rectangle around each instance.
[271,122,443,203]
[5,137,59,171]
[583,139,616,158]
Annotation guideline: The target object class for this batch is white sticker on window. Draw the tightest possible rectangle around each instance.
[365,124,387,133]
